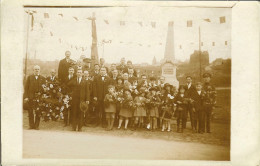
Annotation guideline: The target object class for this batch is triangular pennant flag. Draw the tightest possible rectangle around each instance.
[104,20,109,24]
[204,19,211,22]
[138,22,143,27]
[151,22,156,28]
[120,21,125,26]
[168,21,174,26]
[73,17,78,21]
[50,31,53,36]
[58,13,63,17]
[212,42,215,46]
[40,23,43,28]
[225,41,228,45]
[44,13,49,18]
[187,20,192,27]
[220,16,226,23]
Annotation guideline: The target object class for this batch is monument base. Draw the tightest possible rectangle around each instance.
[161,60,179,89]
[165,77,179,89]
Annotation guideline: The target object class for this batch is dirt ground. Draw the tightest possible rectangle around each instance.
[23,89,230,160]
[23,129,229,160]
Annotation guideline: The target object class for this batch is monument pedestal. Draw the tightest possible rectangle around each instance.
[161,60,179,89]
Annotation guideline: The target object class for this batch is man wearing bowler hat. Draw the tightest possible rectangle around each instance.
[203,73,217,133]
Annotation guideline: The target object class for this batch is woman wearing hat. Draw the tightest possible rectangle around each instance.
[161,83,175,132]
[132,87,148,130]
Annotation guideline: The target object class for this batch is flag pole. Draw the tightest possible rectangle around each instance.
[24,10,31,81]
[199,26,202,81]
[24,10,36,81]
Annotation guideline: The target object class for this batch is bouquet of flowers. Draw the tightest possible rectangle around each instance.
[121,95,134,110]
[150,95,161,107]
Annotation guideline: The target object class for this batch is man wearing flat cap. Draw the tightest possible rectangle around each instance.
[203,73,217,133]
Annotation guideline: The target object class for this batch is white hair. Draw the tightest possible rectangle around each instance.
[33,65,40,70]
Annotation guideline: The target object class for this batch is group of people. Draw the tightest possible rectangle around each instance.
[24,51,217,134]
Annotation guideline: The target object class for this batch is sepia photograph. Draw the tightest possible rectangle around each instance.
[22,4,231,160]
[1,1,259,165]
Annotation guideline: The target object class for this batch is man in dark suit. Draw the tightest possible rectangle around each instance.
[90,63,100,80]
[116,57,127,76]
[203,73,217,133]
[58,51,72,83]
[62,67,75,126]
[123,60,137,77]
[83,70,93,126]
[93,67,111,127]
[46,69,58,83]
[108,63,117,78]
[67,69,90,131]
[128,68,137,84]
[100,58,109,74]
[191,82,205,133]
[110,69,118,86]
[24,65,46,130]
[184,76,197,129]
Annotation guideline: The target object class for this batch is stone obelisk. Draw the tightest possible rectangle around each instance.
[90,13,99,68]
[161,22,179,88]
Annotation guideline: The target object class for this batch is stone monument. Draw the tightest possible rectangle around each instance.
[161,22,179,88]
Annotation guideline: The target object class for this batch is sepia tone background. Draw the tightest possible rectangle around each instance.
[1,1,260,166]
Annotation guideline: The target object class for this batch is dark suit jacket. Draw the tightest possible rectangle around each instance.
[84,79,93,100]
[184,83,197,99]
[67,78,89,102]
[123,68,137,77]
[61,75,75,94]
[24,75,46,99]
[192,91,204,110]
[128,76,137,84]
[90,70,100,79]
[93,75,111,102]
[116,65,127,75]
[110,77,118,86]
[58,58,71,82]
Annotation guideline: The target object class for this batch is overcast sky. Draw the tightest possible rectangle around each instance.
[24,6,231,64]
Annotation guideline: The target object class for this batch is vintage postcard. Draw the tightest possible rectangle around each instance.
[1,1,259,166]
